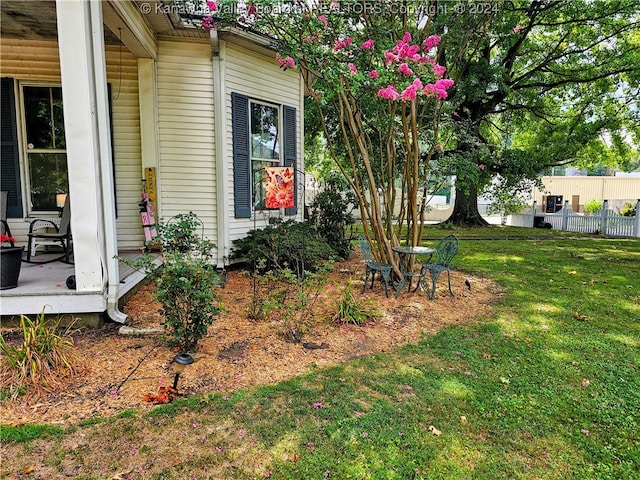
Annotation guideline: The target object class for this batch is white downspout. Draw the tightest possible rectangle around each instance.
[211,29,229,268]
[90,0,127,323]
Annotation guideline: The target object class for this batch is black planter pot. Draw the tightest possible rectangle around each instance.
[0,246,24,290]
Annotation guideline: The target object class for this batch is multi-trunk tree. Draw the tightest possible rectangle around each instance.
[203,0,463,274]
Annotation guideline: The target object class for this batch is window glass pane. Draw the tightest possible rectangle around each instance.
[24,86,53,149]
[52,87,65,149]
[251,103,279,160]
[28,153,68,211]
[252,161,279,210]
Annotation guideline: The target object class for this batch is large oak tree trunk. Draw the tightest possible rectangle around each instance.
[447,183,489,226]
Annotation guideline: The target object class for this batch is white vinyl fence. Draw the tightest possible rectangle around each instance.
[532,199,640,238]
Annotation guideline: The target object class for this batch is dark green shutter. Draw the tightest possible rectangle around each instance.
[1,78,23,218]
[231,92,251,218]
[283,105,297,216]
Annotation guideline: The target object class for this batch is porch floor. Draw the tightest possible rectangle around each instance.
[0,252,150,318]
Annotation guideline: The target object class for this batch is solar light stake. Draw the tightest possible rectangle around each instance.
[171,353,194,390]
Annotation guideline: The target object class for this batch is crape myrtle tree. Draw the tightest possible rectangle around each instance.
[433,0,640,225]
[198,0,464,276]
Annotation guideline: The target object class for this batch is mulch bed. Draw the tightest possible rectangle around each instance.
[0,253,503,426]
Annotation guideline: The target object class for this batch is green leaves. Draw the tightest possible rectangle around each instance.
[0,311,80,399]
[123,213,221,352]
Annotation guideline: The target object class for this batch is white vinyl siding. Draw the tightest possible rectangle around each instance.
[156,39,217,240]
[223,42,303,244]
[0,39,143,250]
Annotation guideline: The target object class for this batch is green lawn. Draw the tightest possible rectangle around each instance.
[2,228,639,479]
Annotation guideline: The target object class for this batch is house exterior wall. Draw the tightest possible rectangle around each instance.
[532,176,640,210]
[155,39,217,240]
[223,42,304,246]
[0,38,143,250]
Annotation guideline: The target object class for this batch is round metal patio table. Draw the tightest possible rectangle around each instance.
[391,245,436,297]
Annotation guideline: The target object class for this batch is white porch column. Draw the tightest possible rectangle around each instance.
[56,0,106,291]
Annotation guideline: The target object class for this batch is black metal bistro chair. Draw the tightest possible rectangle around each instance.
[26,195,73,264]
[358,233,392,298]
[422,234,459,299]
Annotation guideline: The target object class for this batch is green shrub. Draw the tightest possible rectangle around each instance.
[0,311,80,399]
[231,219,335,278]
[584,199,602,215]
[438,221,454,230]
[332,281,380,325]
[247,265,331,342]
[620,201,637,217]
[309,173,356,259]
[124,213,221,352]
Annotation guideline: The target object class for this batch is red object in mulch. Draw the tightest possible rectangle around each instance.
[142,386,178,404]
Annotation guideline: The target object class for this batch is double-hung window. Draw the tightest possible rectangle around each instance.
[21,84,68,214]
[231,92,298,219]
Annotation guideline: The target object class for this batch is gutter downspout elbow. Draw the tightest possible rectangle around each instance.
[107,284,128,324]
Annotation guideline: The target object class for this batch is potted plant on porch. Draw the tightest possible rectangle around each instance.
[0,233,24,290]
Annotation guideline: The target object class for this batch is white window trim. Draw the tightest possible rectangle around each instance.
[249,99,283,215]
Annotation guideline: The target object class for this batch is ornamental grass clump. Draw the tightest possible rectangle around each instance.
[333,281,380,326]
[0,311,80,400]
[126,213,221,352]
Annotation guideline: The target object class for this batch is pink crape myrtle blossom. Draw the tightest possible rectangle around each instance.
[435,143,443,151]
[206,1,217,11]
[402,31,412,43]
[246,4,257,16]
[330,1,339,10]
[435,78,454,90]
[201,16,213,31]
[276,53,295,70]
[513,25,523,33]
[422,84,436,97]
[385,50,399,66]
[405,44,421,58]
[369,70,379,79]
[318,15,328,27]
[334,37,353,51]
[435,88,448,99]
[401,79,425,102]
[432,64,446,77]
[348,63,357,76]
[398,63,413,76]
[422,78,454,99]
[401,84,419,101]
[378,85,400,100]
[391,39,426,64]
[423,35,441,51]
[360,39,375,49]
[478,164,486,170]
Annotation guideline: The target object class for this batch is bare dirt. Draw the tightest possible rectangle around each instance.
[0,253,502,427]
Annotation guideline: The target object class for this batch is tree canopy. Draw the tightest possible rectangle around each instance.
[435,0,640,223]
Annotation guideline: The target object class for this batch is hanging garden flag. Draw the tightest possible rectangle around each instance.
[265,166,294,209]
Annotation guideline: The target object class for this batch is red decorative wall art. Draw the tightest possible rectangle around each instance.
[265,166,294,209]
